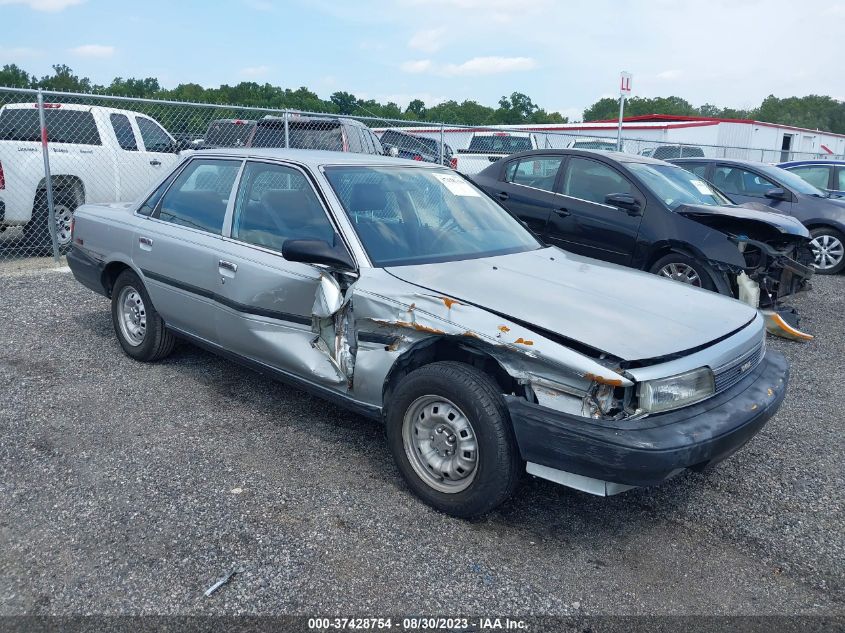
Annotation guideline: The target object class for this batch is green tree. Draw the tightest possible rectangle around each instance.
[405,98,426,119]
[330,91,358,115]
[36,64,94,92]
[0,64,33,88]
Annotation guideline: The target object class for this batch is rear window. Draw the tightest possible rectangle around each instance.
[383,131,436,154]
[251,119,343,151]
[467,135,532,153]
[204,120,255,147]
[652,146,705,159]
[0,107,101,145]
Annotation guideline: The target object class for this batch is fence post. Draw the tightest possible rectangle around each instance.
[36,89,60,264]
[439,123,444,165]
[284,109,290,148]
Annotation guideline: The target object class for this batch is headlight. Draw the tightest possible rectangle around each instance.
[637,367,715,414]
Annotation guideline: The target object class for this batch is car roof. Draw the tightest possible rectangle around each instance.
[188,147,441,168]
[498,148,671,165]
[778,159,845,167]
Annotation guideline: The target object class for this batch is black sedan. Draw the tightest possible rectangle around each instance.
[472,149,814,339]
[671,157,845,274]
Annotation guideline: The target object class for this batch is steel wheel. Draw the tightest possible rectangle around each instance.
[53,203,74,246]
[117,285,147,346]
[402,395,478,494]
[809,233,844,271]
[658,262,702,286]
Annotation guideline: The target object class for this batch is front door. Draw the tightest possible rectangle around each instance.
[711,163,792,212]
[548,155,645,265]
[215,159,351,388]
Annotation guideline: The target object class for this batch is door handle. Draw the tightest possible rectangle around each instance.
[498,191,509,201]
[139,236,153,247]
[218,260,238,273]
[149,159,162,166]
[554,207,571,217]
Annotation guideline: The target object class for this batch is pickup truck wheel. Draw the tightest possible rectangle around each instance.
[649,253,715,291]
[808,227,845,274]
[386,361,521,518]
[23,190,77,254]
[111,270,176,362]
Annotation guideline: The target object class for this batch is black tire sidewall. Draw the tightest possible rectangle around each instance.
[809,227,845,275]
[386,362,520,518]
[111,270,165,361]
[649,252,716,291]
[24,189,76,254]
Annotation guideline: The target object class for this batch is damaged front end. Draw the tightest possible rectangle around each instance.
[676,204,815,340]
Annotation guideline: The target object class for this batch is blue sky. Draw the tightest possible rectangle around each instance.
[1,0,843,120]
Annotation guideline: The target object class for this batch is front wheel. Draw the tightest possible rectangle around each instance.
[808,227,845,274]
[649,253,716,291]
[386,361,521,518]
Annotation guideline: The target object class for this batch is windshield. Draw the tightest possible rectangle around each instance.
[467,135,532,153]
[759,163,828,197]
[627,162,733,209]
[572,140,616,150]
[324,166,541,267]
[205,120,254,147]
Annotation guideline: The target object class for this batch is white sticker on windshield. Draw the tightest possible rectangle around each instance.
[433,172,481,197]
[691,179,714,196]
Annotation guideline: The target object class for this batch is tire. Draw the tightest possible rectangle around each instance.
[23,189,78,255]
[649,252,716,291]
[385,361,521,518]
[111,269,176,362]
[808,226,845,275]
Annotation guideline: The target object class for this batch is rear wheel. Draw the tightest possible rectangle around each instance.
[649,253,716,290]
[23,189,78,254]
[111,269,176,362]
[386,361,521,518]
[808,227,845,274]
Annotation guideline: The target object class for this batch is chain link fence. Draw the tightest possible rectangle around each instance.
[1,85,843,265]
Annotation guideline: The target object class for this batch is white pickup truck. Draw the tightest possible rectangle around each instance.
[0,102,181,249]
[451,131,540,175]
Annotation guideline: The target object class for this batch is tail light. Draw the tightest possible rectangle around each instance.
[450,157,458,170]
[413,154,422,161]
[0,161,5,189]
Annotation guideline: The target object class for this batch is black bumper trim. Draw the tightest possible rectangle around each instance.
[507,350,789,487]
[66,247,108,297]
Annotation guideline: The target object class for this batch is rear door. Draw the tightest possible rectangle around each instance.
[214,159,351,388]
[491,155,565,236]
[549,155,645,265]
[133,157,242,344]
[107,112,150,200]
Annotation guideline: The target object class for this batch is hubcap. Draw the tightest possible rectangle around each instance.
[117,286,147,346]
[53,204,74,246]
[809,233,844,270]
[658,262,701,287]
[402,395,478,494]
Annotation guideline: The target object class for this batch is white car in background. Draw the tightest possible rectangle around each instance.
[0,102,181,250]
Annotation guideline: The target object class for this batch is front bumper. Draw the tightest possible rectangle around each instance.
[507,350,789,489]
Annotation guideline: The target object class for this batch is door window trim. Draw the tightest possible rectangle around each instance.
[501,155,566,195]
[556,155,646,211]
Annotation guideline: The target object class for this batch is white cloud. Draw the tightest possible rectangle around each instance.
[68,44,115,58]
[240,65,271,77]
[401,56,536,76]
[401,59,434,73]
[0,0,84,11]
[408,27,447,54]
[655,69,683,81]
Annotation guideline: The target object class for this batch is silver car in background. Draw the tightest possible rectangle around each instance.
[67,149,789,517]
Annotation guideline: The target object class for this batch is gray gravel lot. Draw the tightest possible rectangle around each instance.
[0,267,843,616]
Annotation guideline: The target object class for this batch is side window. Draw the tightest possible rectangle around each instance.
[109,113,137,151]
[505,156,563,193]
[346,125,363,153]
[560,157,634,204]
[137,117,173,153]
[684,164,710,179]
[157,159,240,233]
[138,168,181,216]
[713,166,776,197]
[838,168,845,191]
[232,161,335,252]
[789,165,831,190]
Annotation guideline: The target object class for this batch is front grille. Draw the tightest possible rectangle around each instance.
[713,340,765,394]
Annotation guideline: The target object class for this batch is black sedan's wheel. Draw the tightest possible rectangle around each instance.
[808,227,845,274]
[649,253,715,290]
[386,361,521,518]
[111,269,176,362]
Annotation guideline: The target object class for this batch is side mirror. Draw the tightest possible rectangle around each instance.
[387,146,399,158]
[605,192,641,215]
[313,273,343,317]
[765,187,790,201]
[282,238,356,271]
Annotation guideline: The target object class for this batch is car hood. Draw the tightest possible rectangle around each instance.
[386,248,757,362]
[679,203,809,236]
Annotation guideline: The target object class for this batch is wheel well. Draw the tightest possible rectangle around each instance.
[382,337,520,406]
[35,175,85,207]
[101,261,131,297]
[804,222,844,235]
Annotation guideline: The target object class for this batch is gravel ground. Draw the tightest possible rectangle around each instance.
[0,267,843,617]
